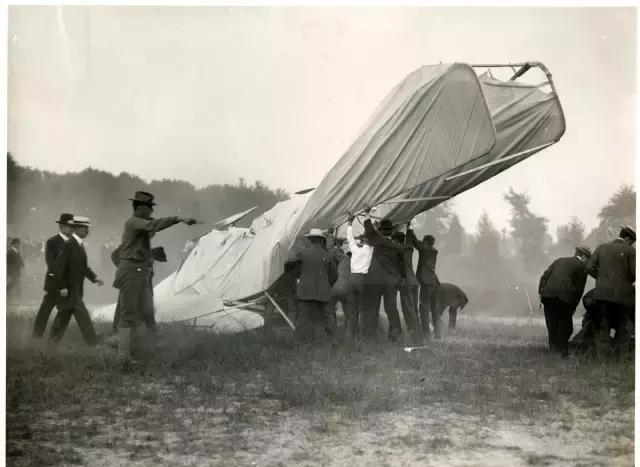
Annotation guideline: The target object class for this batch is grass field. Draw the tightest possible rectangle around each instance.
[5,303,635,467]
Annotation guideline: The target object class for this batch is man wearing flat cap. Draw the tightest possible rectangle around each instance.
[113,191,197,363]
[587,226,636,358]
[32,213,74,338]
[360,211,406,342]
[538,246,591,357]
[285,228,339,343]
[48,216,104,345]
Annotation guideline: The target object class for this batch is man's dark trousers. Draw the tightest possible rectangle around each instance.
[363,284,402,342]
[295,299,337,342]
[419,284,440,339]
[596,300,633,357]
[346,273,366,340]
[399,285,419,340]
[49,292,98,345]
[542,297,574,357]
[33,293,59,338]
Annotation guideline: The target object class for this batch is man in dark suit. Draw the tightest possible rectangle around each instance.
[406,224,441,340]
[48,216,105,345]
[436,283,469,331]
[6,237,24,302]
[360,211,406,342]
[285,229,338,343]
[392,230,420,343]
[539,246,591,357]
[587,226,636,358]
[32,213,74,338]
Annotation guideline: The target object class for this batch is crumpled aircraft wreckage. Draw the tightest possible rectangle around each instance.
[95,62,565,332]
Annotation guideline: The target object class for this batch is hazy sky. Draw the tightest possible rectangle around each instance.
[8,6,636,236]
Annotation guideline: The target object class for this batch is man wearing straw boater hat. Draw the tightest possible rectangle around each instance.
[113,191,197,364]
[538,246,591,357]
[587,225,636,359]
[360,210,406,342]
[32,213,74,339]
[48,216,104,345]
[284,228,339,343]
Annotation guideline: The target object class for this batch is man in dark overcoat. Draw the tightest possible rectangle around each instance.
[587,226,636,358]
[48,216,105,345]
[392,230,420,343]
[406,225,441,340]
[361,212,406,342]
[538,246,591,357]
[32,213,74,338]
[285,228,338,343]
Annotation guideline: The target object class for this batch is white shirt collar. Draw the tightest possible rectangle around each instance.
[59,232,69,241]
[72,233,84,245]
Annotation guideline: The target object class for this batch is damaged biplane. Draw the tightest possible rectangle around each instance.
[95,61,565,332]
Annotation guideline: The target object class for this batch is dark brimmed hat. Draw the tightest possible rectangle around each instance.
[380,219,393,232]
[129,191,156,206]
[620,225,636,242]
[55,213,74,225]
[575,246,592,258]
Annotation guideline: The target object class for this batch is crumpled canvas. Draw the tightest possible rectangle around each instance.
[96,62,565,330]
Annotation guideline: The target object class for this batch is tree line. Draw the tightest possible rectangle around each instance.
[6,152,635,314]
[7,153,289,303]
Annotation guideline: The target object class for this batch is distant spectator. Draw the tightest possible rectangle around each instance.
[7,237,24,302]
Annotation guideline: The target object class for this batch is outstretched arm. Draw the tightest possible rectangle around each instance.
[130,215,197,233]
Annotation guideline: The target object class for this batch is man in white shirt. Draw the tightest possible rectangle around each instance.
[346,215,374,341]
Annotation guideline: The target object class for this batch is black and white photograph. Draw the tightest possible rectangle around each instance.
[3,3,637,466]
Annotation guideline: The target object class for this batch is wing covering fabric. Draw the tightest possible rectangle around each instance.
[96,62,565,328]
[292,63,496,236]
[374,71,566,222]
